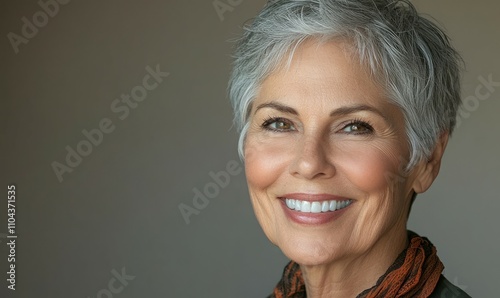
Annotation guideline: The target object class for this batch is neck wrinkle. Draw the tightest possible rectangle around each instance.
[300,227,408,298]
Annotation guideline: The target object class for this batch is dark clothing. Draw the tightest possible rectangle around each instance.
[268,231,472,297]
[267,274,472,297]
[429,275,471,298]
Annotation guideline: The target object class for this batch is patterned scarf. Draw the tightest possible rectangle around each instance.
[269,231,444,298]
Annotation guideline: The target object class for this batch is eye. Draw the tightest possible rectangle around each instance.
[262,117,295,132]
[342,120,373,134]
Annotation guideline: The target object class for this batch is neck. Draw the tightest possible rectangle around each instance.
[300,228,409,298]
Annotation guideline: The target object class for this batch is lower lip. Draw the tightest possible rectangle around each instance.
[280,200,351,225]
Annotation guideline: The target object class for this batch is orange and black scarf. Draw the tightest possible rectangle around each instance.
[269,231,444,298]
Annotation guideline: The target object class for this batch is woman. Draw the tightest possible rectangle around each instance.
[228,0,471,297]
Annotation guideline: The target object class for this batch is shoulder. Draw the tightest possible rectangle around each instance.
[429,274,472,298]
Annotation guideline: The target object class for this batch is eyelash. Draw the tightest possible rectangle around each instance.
[261,117,374,135]
[261,116,293,132]
[342,119,374,135]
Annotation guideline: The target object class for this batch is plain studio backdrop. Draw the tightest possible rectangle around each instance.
[1,0,498,297]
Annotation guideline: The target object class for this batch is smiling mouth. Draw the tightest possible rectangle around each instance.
[284,198,353,213]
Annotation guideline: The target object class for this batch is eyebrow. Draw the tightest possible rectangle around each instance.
[255,102,298,115]
[254,101,388,121]
[329,104,388,121]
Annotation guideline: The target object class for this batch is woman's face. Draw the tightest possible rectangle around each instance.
[244,39,427,266]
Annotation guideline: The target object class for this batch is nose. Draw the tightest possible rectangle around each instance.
[289,134,336,180]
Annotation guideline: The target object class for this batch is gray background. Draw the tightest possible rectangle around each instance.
[1,0,498,297]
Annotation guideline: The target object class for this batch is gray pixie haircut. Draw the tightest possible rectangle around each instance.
[228,0,463,170]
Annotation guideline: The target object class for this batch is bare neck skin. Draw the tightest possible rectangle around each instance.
[300,225,408,298]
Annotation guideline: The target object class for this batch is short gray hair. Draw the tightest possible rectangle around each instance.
[228,0,463,169]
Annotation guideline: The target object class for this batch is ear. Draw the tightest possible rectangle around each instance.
[412,132,450,194]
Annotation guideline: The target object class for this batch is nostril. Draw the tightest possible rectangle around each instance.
[290,152,336,180]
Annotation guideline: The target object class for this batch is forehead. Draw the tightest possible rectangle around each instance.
[255,38,389,111]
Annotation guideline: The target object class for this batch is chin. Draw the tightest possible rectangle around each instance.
[276,234,345,267]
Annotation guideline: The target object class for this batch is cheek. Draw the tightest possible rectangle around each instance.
[337,143,403,193]
[244,137,293,246]
[244,137,291,190]
[337,143,409,251]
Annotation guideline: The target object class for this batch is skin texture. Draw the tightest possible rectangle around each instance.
[244,39,448,297]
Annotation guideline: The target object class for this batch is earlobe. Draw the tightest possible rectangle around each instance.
[412,132,450,194]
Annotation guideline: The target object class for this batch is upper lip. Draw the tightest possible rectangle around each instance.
[280,193,349,202]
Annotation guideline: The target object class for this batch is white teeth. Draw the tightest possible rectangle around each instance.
[285,198,352,213]
[311,202,322,213]
[321,201,329,212]
[295,200,301,211]
[329,200,337,211]
[301,201,311,212]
